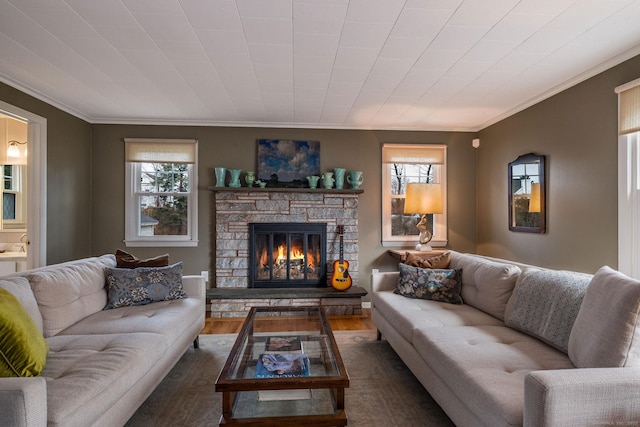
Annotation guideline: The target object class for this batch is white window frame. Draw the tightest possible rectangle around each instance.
[2,164,27,229]
[124,138,198,247]
[381,143,447,248]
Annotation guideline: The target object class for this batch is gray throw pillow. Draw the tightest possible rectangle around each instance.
[104,262,186,309]
[505,268,592,353]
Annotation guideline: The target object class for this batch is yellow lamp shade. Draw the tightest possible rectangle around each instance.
[404,183,443,214]
[529,183,541,213]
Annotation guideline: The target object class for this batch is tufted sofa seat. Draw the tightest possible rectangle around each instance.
[0,255,205,427]
[372,251,640,426]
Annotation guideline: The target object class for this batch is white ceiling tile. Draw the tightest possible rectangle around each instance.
[199,30,249,55]
[93,25,156,50]
[511,0,575,16]
[414,49,466,70]
[333,47,378,68]
[122,0,184,14]
[294,56,333,75]
[181,0,241,30]
[293,2,347,34]
[295,73,331,88]
[340,21,394,48]
[547,0,631,32]
[448,0,519,26]
[429,25,490,51]
[133,13,199,42]
[379,37,429,60]
[330,66,371,83]
[462,39,519,63]
[515,28,581,55]
[242,17,292,45]
[346,0,405,23]
[249,43,293,65]
[483,13,554,42]
[390,8,452,39]
[294,33,340,56]
[403,0,462,10]
[255,64,294,82]
[237,0,292,19]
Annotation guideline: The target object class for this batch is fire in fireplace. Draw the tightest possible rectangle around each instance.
[249,223,327,288]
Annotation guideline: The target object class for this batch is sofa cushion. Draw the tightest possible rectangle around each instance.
[59,297,203,345]
[105,262,186,309]
[0,277,43,334]
[505,268,592,353]
[568,266,640,367]
[115,249,170,269]
[413,325,574,427]
[0,288,49,377]
[395,263,462,304]
[449,251,521,321]
[27,255,116,337]
[404,251,451,269]
[43,332,168,426]
[374,290,503,343]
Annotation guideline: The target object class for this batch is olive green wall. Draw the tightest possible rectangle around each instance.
[0,82,92,265]
[91,125,477,295]
[477,53,640,273]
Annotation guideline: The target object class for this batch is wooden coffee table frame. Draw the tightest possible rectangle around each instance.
[215,306,349,426]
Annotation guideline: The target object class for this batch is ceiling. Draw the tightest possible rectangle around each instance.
[1,0,640,132]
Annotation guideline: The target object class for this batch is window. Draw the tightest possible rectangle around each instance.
[124,138,198,247]
[617,79,640,278]
[381,143,447,247]
[2,164,26,229]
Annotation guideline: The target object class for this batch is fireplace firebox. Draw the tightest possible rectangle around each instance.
[249,223,327,288]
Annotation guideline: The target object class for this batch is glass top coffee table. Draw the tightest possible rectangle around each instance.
[215,306,349,426]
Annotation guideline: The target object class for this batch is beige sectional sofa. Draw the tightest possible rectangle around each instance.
[372,250,640,427]
[0,254,206,427]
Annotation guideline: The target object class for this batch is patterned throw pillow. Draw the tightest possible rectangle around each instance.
[395,263,463,304]
[404,251,451,269]
[104,262,186,309]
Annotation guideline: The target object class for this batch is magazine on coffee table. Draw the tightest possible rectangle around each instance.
[264,336,303,353]
[254,353,310,378]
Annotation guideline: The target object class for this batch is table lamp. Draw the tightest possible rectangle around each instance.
[528,183,541,213]
[404,183,443,251]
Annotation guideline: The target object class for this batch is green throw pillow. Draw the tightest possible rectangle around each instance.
[0,288,49,377]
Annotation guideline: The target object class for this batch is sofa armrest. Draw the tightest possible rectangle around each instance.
[0,377,47,427]
[524,368,640,427]
[372,271,398,294]
[182,275,205,299]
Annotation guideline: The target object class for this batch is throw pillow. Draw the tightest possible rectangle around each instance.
[115,249,170,269]
[395,263,463,304]
[104,262,186,309]
[568,266,640,368]
[0,288,49,377]
[404,251,451,269]
[505,268,592,353]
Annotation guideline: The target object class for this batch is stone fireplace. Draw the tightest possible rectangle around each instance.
[249,222,327,288]
[209,187,365,317]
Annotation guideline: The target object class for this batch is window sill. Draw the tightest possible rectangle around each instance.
[124,240,198,248]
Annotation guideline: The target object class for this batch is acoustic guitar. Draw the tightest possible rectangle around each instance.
[331,225,353,291]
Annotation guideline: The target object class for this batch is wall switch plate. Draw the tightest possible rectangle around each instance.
[201,270,209,283]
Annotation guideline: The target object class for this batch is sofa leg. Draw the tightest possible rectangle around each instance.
[193,336,200,349]
[376,330,382,341]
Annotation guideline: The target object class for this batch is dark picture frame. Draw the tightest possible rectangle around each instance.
[257,139,320,187]
[508,153,546,233]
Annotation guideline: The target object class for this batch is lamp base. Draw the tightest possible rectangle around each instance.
[415,243,434,252]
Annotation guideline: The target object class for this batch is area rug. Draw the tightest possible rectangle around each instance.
[125,331,454,426]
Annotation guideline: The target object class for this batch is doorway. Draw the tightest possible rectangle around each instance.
[0,100,46,269]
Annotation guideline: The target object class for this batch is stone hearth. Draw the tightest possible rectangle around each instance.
[210,187,365,317]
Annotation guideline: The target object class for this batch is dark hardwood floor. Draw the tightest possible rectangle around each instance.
[201,308,375,334]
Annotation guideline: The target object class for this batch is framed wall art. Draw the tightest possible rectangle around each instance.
[257,139,320,187]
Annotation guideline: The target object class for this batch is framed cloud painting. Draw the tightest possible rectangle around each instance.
[257,139,320,186]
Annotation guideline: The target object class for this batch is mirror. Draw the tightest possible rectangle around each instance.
[508,153,545,233]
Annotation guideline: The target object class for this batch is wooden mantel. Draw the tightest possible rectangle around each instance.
[208,186,363,194]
